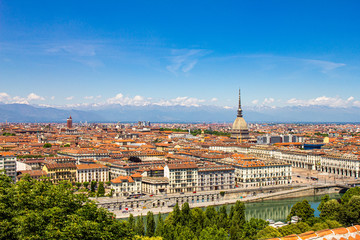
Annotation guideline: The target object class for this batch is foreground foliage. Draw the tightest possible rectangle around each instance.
[2,171,360,240]
[0,174,133,240]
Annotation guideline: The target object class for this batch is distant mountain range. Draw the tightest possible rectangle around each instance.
[0,103,360,123]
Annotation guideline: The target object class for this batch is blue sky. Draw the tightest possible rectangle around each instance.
[1,0,360,109]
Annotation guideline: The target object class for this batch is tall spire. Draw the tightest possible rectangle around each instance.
[237,88,243,117]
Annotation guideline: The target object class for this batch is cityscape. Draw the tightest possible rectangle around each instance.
[1,1,360,240]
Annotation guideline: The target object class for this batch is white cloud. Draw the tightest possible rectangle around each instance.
[27,93,45,101]
[251,99,259,105]
[154,96,206,107]
[166,49,209,74]
[287,96,356,108]
[65,96,74,100]
[223,106,232,109]
[263,98,275,104]
[12,96,29,104]
[303,59,345,73]
[210,98,218,102]
[107,93,150,106]
[51,96,55,100]
[0,92,11,102]
[46,44,96,57]
[84,96,94,100]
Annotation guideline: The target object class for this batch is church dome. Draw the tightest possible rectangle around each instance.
[232,117,248,130]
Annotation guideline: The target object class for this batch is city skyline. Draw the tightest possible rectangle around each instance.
[1,1,360,110]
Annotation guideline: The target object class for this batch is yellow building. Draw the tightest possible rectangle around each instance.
[42,163,77,183]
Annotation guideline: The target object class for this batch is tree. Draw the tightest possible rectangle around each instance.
[129,214,135,232]
[190,208,205,235]
[319,199,341,220]
[90,181,97,192]
[312,222,329,231]
[155,213,164,237]
[135,215,145,236]
[278,224,302,236]
[199,226,228,240]
[146,211,155,237]
[0,173,134,240]
[205,206,218,227]
[339,195,360,226]
[180,202,191,226]
[256,226,282,240]
[341,187,360,203]
[240,218,268,240]
[75,182,82,189]
[83,181,89,190]
[43,143,52,148]
[97,182,105,197]
[229,201,246,240]
[217,206,229,230]
[318,194,330,212]
[287,199,315,222]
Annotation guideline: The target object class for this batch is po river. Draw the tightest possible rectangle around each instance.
[120,193,341,222]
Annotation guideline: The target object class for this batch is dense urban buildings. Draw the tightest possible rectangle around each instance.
[2,110,360,196]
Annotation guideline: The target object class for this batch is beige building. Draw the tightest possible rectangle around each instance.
[141,176,169,195]
[111,173,142,197]
[198,164,235,191]
[76,164,109,183]
[231,160,292,188]
[164,162,198,193]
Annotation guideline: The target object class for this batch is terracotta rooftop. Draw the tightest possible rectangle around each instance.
[267,225,360,240]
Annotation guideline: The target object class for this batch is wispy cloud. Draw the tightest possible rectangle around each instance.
[65,96,74,101]
[46,44,97,57]
[166,49,210,74]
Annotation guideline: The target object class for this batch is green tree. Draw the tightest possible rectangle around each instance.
[90,181,97,192]
[341,187,360,203]
[129,214,135,232]
[339,195,360,225]
[155,213,165,237]
[75,182,82,189]
[97,182,105,197]
[135,215,145,236]
[83,181,89,190]
[287,199,315,222]
[43,143,52,148]
[320,199,341,220]
[146,211,155,237]
[317,194,330,212]
[278,224,302,236]
[256,226,282,240]
[217,206,229,230]
[180,202,191,226]
[324,219,342,229]
[229,201,246,239]
[199,226,228,240]
[0,173,134,240]
[240,218,269,240]
[312,222,329,231]
[190,208,205,235]
[205,206,218,227]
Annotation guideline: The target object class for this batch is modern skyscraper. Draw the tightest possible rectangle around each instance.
[231,89,249,140]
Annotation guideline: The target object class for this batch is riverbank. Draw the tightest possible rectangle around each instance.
[113,185,340,219]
